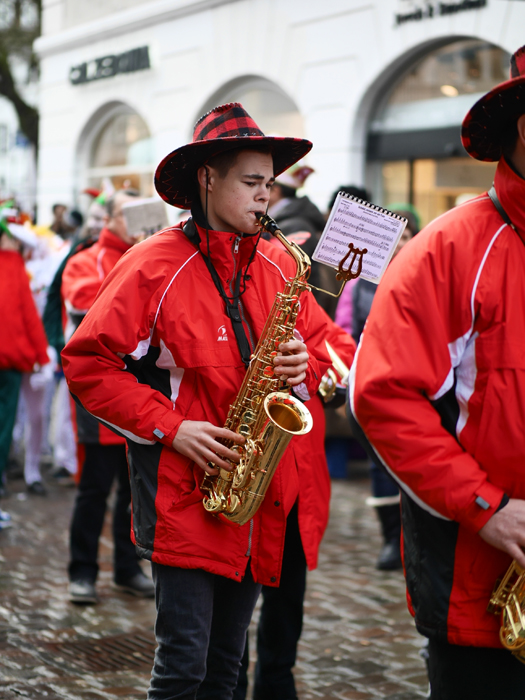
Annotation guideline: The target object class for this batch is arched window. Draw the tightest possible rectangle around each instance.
[367,40,510,226]
[85,108,154,194]
[200,76,305,139]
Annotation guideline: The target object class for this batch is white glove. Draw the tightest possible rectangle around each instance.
[29,347,56,390]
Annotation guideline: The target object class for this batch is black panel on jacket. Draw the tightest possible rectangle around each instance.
[123,345,172,399]
[122,344,172,555]
[401,492,458,641]
[127,440,163,555]
[347,375,462,641]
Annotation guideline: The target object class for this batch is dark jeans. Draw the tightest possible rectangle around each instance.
[427,637,525,699]
[0,370,22,485]
[234,503,306,700]
[148,563,261,700]
[370,460,399,498]
[69,443,141,583]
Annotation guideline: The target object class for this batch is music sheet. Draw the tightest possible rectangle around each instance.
[121,198,169,240]
[312,193,407,284]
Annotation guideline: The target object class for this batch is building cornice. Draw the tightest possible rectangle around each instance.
[34,0,241,58]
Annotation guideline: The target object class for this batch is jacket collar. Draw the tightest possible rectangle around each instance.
[494,157,525,241]
[193,222,259,274]
[187,200,261,281]
[98,227,132,254]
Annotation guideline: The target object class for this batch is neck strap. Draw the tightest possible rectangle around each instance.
[488,186,516,232]
[182,219,252,367]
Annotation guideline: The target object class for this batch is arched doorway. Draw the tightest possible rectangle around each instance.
[76,101,155,201]
[198,76,305,140]
[365,39,510,226]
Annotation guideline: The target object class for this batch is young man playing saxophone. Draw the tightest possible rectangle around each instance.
[349,45,525,699]
[62,103,331,699]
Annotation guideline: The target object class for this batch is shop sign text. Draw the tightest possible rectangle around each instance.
[70,46,150,85]
[395,0,487,25]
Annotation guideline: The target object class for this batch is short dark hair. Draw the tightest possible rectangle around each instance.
[275,183,296,199]
[52,203,67,214]
[327,186,370,212]
[106,189,140,218]
[206,144,274,179]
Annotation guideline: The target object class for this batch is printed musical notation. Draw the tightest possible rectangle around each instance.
[312,193,407,284]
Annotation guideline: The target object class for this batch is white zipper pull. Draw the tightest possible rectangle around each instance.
[233,236,241,254]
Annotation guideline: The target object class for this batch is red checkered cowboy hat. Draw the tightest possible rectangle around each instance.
[461,44,525,162]
[155,102,312,208]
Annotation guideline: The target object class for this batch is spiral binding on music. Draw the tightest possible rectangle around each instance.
[337,192,408,225]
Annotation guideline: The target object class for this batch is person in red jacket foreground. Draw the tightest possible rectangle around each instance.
[62,189,154,604]
[0,212,50,525]
[349,45,525,700]
[62,103,332,698]
[235,311,355,700]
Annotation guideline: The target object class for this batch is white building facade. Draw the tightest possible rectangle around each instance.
[34,0,525,226]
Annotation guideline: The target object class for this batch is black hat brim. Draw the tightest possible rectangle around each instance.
[155,135,312,209]
[461,77,525,161]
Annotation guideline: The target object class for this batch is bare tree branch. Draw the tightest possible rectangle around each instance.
[0,0,41,149]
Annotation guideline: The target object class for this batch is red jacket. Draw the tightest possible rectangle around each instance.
[62,222,331,585]
[62,228,131,445]
[296,311,356,570]
[0,250,49,372]
[350,157,525,647]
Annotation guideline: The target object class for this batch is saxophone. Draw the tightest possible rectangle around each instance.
[488,560,525,663]
[201,213,313,526]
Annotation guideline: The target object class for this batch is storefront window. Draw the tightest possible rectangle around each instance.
[381,157,497,225]
[86,110,154,195]
[367,40,508,226]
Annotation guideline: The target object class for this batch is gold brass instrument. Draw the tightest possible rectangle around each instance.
[318,341,350,403]
[488,560,525,663]
[201,213,314,525]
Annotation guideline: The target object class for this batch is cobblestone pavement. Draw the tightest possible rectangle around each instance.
[0,464,429,699]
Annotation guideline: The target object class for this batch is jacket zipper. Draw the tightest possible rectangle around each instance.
[245,519,254,556]
[229,237,241,292]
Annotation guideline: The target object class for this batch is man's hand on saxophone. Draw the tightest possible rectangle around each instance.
[173,339,309,475]
[479,498,525,569]
[273,339,309,386]
[172,422,245,476]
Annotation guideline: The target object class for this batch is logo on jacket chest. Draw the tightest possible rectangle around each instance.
[217,325,229,342]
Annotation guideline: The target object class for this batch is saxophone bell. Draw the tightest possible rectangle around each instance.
[489,559,525,663]
[201,210,313,525]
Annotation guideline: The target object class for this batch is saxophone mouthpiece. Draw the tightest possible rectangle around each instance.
[255,212,280,237]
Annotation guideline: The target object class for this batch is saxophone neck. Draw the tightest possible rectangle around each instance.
[255,212,311,282]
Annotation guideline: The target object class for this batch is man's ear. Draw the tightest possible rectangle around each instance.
[197,165,213,191]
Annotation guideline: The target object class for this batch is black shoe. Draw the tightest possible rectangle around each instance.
[69,579,98,604]
[27,481,47,496]
[113,571,155,598]
[51,467,75,486]
[376,539,403,571]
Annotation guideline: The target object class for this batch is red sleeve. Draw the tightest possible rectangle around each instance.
[19,259,49,367]
[349,228,503,535]
[62,250,102,313]
[294,291,331,400]
[321,306,356,380]
[62,255,184,448]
